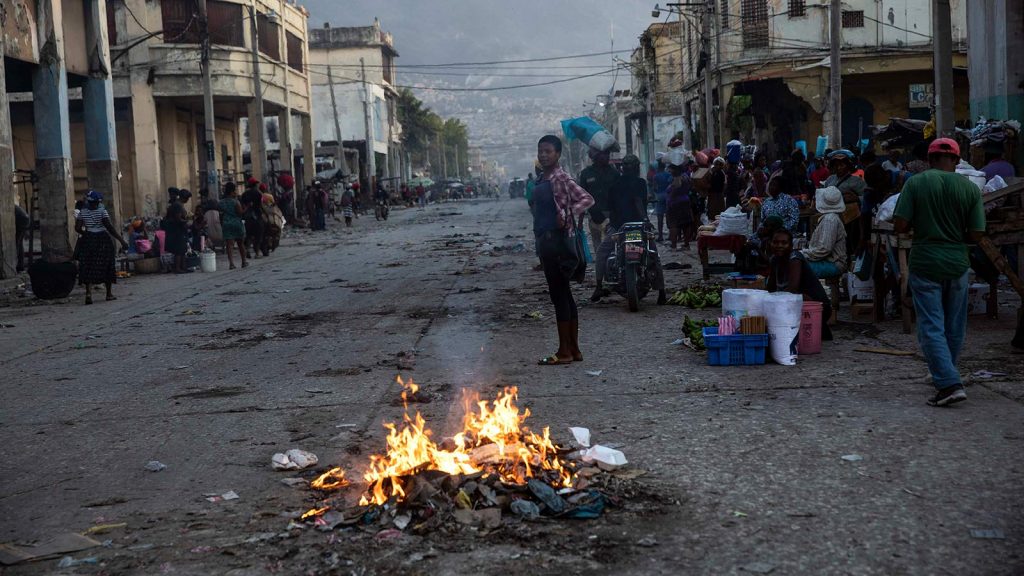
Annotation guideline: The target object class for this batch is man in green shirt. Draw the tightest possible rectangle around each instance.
[893,138,986,407]
[578,147,620,258]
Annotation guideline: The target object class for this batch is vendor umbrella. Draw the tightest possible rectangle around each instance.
[408,177,435,188]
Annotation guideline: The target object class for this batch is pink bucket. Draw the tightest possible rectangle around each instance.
[799,301,823,355]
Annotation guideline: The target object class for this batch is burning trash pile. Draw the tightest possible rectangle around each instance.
[292,377,629,533]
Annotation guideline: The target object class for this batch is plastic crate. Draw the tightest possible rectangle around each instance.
[702,327,769,366]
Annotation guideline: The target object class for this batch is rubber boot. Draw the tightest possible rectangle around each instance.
[569,319,583,361]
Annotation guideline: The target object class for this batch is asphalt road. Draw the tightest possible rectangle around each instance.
[0,199,1021,575]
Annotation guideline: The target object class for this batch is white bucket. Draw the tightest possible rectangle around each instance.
[763,292,804,365]
[200,251,217,273]
[768,324,800,366]
[721,289,768,322]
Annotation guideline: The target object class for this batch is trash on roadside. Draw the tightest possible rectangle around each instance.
[969,528,1006,539]
[741,561,777,574]
[636,536,658,547]
[570,427,592,448]
[510,499,541,519]
[204,490,239,503]
[971,370,1006,379]
[271,449,319,471]
[0,533,101,565]
[581,445,628,467]
[671,338,686,346]
[57,556,98,568]
[840,454,863,462]
[82,523,126,536]
[144,460,166,472]
[280,477,308,487]
[585,370,603,377]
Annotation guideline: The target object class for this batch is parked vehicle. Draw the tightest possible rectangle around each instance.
[603,222,658,312]
[508,178,526,199]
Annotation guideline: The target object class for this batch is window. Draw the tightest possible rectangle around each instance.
[161,0,242,46]
[720,0,730,29]
[257,13,280,60]
[286,32,304,72]
[842,10,865,28]
[788,0,806,18]
[741,0,769,49]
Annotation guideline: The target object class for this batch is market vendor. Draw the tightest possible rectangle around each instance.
[823,149,866,254]
[767,228,833,341]
[802,186,848,278]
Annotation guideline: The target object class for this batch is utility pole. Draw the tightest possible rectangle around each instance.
[701,1,714,149]
[932,0,954,136]
[829,0,843,149]
[440,131,448,179]
[248,5,266,183]
[676,13,686,150]
[197,0,219,197]
[712,0,725,146]
[327,65,346,175]
[360,58,376,192]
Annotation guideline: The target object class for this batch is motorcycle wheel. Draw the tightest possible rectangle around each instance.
[625,265,640,312]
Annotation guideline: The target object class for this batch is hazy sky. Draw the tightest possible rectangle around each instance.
[303,0,658,102]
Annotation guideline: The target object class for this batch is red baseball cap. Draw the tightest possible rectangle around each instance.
[928,138,960,157]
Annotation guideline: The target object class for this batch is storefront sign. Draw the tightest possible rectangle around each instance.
[909,84,934,109]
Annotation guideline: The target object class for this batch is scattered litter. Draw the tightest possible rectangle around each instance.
[636,536,659,547]
[663,262,692,270]
[204,490,239,503]
[840,454,863,462]
[169,365,190,370]
[971,370,1006,379]
[741,561,777,574]
[82,523,126,536]
[392,514,412,530]
[526,311,544,319]
[969,529,1006,539]
[304,389,332,394]
[853,347,916,357]
[585,370,603,377]
[375,529,403,541]
[144,460,166,472]
[670,338,686,346]
[271,449,319,471]
[334,423,357,429]
[510,499,541,519]
[527,479,568,514]
[57,556,98,568]
[581,445,628,467]
[732,510,748,518]
[570,427,592,448]
[0,533,101,565]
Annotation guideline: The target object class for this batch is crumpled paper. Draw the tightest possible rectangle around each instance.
[271,449,319,471]
[568,427,627,467]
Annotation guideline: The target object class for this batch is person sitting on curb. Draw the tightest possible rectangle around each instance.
[802,186,847,278]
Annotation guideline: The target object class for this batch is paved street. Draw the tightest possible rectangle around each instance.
[1,199,1022,575]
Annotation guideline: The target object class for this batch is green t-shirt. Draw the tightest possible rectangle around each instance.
[893,169,986,281]
[579,164,620,214]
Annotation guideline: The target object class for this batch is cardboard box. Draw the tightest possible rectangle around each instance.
[727,275,766,290]
[967,283,990,315]
[847,273,874,303]
[849,303,875,323]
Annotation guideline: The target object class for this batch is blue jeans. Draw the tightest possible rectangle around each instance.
[909,271,969,389]
[807,260,841,278]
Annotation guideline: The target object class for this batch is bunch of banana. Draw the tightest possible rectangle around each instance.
[666,285,723,309]
[681,315,719,351]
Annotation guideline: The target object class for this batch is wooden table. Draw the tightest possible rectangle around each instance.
[871,221,915,334]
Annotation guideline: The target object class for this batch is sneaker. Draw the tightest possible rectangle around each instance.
[927,385,967,407]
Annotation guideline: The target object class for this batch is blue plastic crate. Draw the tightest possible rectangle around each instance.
[702,327,769,366]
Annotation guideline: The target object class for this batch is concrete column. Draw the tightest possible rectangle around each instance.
[83,0,122,228]
[278,110,294,178]
[301,112,314,188]
[34,0,74,261]
[124,0,161,216]
[248,108,266,180]
[0,31,17,278]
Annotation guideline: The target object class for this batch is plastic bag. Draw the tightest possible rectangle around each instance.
[852,249,873,281]
[984,175,1008,194]
[579,226,594,264]
[876,193,900,222]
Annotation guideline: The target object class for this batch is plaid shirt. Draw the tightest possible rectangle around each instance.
[545,166,594,231]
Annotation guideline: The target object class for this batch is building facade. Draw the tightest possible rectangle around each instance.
[307,19,403,192]
[967,1,1024,124]
[674,0,968,156]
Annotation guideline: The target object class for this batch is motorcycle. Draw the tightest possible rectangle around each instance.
[604,221,658,312]
[374,199,390,221]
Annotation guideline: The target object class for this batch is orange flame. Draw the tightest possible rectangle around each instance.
[311,467,350,491]
[300,506,330,520]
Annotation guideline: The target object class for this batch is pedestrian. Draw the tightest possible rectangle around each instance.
[74,190,128,304]
[724,159,745,209]
[161,188,191,273]
[219,182,248,269]
[14,203,29,272]
[823,149,867,256]
[416,183,426,208]
[533,135,594,366]
[665,163,694,251]
[579,147,618,257]
[893,138,986,406]
[341,184,355,227]
[241,178,265,258]
[707,157,727,220]
[277,172,295,219]
[306,180,327,230]
[653,161,672,241]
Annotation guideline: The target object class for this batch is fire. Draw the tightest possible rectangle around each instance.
[311,467,350,491]
[300,506,330,520]
[356,381,574,506]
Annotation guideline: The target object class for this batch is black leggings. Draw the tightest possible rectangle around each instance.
[542,255,578,322]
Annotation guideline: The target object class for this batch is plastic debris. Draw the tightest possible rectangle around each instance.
[0,533,101,565]
[82,523,126,536]
[527,479,568,514]
[581,445,628,467]
[271,449,319,471]
[971,370,1006,379]
[969,529,1006,539]
[510,499,541,519]
[585,370,603,377]
[636,536,658,547]
[840,454,863,462]
[57,556,98,568]
[393,514,412,530]
[144,460,166,472]
[570,427,592,448]
[204,490,239,503]
[564,491,606,519]
[671,338,686,346]
[741,561,777,574]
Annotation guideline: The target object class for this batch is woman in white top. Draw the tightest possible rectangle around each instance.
[74,190,128,304]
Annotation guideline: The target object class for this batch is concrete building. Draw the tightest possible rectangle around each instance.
[630,21,686,167]
[5,0,314,244]
[672,0,968,156]
[967,1,1024,125]
[308,19,403,193]
[1,0,120,275]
